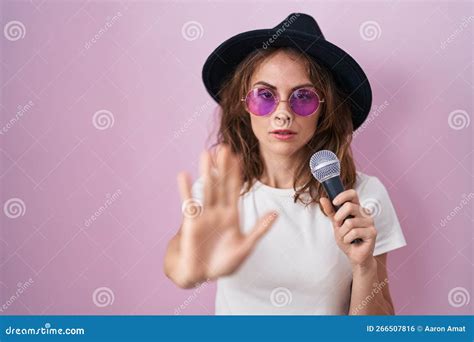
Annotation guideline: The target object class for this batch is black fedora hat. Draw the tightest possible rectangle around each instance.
[202,12,372,131]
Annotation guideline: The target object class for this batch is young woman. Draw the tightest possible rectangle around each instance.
[164,13,407,315]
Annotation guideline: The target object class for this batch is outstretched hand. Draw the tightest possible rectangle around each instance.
[174,144,279,286]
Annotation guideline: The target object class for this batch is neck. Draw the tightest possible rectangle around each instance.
[258,148,305,189]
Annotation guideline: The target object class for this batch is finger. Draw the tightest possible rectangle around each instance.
[342,227,375,245]
[319,197,335,220]
[333,202,361,227]
[177,172,203,222]
[177,171,192,202]
[227,149,242,206]
[334,217,371,240]
[216,144,231,205]
[200,150,216,206]
[332,189,360,207]
[241,211,279,253]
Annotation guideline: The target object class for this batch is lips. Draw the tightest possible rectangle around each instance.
[270,129,296,135]
[270,129,297,141]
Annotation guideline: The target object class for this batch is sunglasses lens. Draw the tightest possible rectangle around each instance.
[245,88,276,116]
[290,88,321,116]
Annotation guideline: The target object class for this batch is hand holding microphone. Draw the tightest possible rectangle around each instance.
[310,150,378,267]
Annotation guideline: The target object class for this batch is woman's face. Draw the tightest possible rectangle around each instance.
[246,50,321,158]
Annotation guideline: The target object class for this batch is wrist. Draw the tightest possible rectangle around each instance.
[172,259,207,289]
[351,256,377,275]
[174,271,207,289]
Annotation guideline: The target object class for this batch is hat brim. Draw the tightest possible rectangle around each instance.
[202,29,372,131]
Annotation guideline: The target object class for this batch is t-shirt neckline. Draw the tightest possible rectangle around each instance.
[253,180,304,197]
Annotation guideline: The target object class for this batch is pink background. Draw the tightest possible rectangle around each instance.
[0,0,472,315]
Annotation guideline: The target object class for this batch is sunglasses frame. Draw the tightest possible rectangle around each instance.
[240,86,325,117]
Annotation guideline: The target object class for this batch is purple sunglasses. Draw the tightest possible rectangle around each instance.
[241,86,325,117]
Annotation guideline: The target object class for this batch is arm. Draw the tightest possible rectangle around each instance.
[320,190,397,316]
[349,253,395,315]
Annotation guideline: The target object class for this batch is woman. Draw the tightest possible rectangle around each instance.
[164,13,407,315]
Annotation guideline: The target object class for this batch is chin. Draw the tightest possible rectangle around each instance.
[262,139,304,156]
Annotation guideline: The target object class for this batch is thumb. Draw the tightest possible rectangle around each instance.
[241,211,279,252]
[319,197,336,220]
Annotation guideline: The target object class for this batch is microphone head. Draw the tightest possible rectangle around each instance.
[309,150,341,183]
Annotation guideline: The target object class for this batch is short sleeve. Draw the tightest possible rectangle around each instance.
[357,175,407,256]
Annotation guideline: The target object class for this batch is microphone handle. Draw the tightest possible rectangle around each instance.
[322,176,363,244]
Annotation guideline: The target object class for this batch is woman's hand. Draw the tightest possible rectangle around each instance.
[172,145,279,288]
[319,190,377,268]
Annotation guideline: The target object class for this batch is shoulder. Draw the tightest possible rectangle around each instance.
[354,171,398,220]
[355,172,407,255]
[354,171,390,200]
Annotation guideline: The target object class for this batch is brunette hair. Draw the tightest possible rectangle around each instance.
[209,47,357,215]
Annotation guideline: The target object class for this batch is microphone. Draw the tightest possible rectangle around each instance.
[309,150,362,244]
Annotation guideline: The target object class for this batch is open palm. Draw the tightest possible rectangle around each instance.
[176,145,278,285]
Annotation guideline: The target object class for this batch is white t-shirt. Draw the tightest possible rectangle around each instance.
[191,171,407,315]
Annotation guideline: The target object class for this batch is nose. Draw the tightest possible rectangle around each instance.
[271,101,294,129]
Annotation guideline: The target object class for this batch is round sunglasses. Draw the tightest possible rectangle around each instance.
[241,86,324,117]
